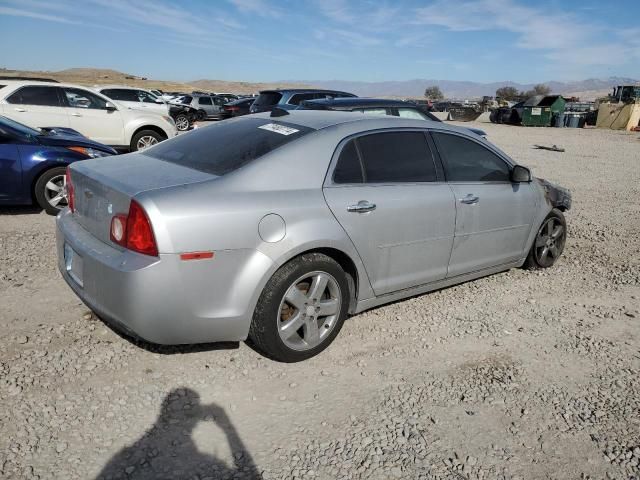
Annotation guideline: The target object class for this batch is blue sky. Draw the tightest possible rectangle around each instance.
[0,0,638,83]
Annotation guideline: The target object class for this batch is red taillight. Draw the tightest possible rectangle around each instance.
[65,166,75,212]
[225,106,239,111]
[110,200,158,257]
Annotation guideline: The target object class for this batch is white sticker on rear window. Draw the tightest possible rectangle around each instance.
[258,123,299,136]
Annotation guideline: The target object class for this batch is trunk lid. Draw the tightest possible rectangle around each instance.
[69,152,215,245]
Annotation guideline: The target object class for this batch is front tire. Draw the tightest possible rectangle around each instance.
[34,167,68,215]
[174,113,190,131]
[249,253,350,362]
[130,130,163,152]
[524,209,567,269]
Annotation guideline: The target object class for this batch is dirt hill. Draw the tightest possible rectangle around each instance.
[0,67,308,94]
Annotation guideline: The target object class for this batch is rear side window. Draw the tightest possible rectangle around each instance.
[358,132,437,183]
[333,140,363,184]
[254,92,282,106]
[333,132,437,184]
[145,118,313,176]
[6,86,61,106]
[433,132,510,182]
[198,97,212,105]
[289,93,317,105]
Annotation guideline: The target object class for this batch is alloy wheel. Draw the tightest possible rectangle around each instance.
[175,116,189,131]
[277,271,342,351]
[136,135,159,151]
[534,216,566,267]
[44,174,68,209]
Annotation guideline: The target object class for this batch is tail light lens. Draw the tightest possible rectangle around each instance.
[109,200,158,257]
[65,166,75,212]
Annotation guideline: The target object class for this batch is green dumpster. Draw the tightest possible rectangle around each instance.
[522,95,566,127]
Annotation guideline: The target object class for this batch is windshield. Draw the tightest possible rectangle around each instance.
[145,117,313,176]
[0,115,41,136]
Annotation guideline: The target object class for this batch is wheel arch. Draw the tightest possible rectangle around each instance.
[29,162,71,203]
[131,125,168,142]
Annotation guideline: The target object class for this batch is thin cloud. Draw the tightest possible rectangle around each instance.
[228,0,283,18]
[0,5,80,24]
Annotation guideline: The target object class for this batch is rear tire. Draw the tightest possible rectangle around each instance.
[197,109,207,121]
[130,130,163,152]
[524,209,567,269]
[248,253,350,362]
[34,167,68,215]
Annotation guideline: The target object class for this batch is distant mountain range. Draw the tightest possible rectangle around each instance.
[299,77,640,100]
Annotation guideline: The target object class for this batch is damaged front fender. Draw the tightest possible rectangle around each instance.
[536,178,572,211]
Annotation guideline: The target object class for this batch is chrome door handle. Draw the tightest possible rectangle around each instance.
[347,200,376,213]
[71,112,82,117]
[460,194,480,205]
[14,107,26,112]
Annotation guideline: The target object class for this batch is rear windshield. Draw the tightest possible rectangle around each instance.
[145,118,313,176]
[253,92,282,106]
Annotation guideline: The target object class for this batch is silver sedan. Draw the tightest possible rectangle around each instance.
[57,111,571,362]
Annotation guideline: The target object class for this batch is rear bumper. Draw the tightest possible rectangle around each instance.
[56,211,273,345]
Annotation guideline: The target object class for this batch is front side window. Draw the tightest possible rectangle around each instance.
[198,97,212,105]
[433,132,510,182]
[137,90,158,103]
[254,92,282,106]
[63,88,108,109]
[6,86,61,106]
[101,89,138,102]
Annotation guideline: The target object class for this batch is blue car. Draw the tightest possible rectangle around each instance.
[0,115,116,214]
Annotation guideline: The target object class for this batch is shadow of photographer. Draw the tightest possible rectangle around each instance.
[96,388,261,479]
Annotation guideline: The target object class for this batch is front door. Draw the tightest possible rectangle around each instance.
[431,131,536,277]
[2,85,69,129]
[323,130,456,295]
[62,87,124,146]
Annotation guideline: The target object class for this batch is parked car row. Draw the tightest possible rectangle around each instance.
[0,80,491,215]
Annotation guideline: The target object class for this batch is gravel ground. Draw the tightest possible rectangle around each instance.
[1,122,639,480]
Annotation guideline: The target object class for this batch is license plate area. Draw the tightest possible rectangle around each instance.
[64,243,84,287]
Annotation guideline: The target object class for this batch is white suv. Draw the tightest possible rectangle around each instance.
[0,81,177,151]
[95,85,169,116]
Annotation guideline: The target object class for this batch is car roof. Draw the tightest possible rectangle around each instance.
[250,110,476,135]
[94,85,151,91]
[304,98,420,108]
[258,88,354,95]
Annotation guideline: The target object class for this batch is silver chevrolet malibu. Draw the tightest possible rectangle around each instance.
[57,111,571,362]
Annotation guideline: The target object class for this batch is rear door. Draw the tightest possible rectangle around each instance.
[323,130,456,295]
[3,85,69,129]
[431,131,536,277]
[196,96,215,116]
[62,87,124,146]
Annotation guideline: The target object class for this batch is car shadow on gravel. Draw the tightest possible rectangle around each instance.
[95,388,260,479]
[0,206,43,215]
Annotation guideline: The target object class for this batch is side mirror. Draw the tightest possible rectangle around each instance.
[511,165,531,183]
[155,98,164,104]
[105,102,117,111]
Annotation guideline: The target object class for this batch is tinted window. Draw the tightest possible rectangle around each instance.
[137,90,158,103]
[333,140,363,184]
[101,89,138,102]
[212,96,225,106]
[397,108,429,120]
[254,92,282,106]
[63,88,108,109]
[433,132,510,182]
[357,132,437,183]
[289,93,317,105]
[146,118,313,176]
[198,97,212,105]
[7,86,61,106]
